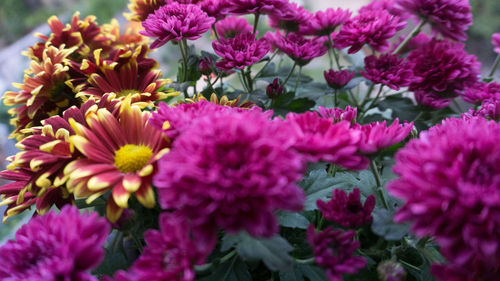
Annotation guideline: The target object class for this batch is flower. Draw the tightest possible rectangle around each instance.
[361,54,413,90]
[268,3,312,33]
[124,0,167,22]
[463,99,500,121]
[462,81,500,104]
[396,0,472,41]
[198,56,213,75]
[388,117,500,277]
[335,10,405,54]
[354,119,413,155]
[128,212,214,281]
[181,93,255,109]
[307,226,366,281]
[285,112,368,170]
[212,32,270,70]
[140,2,215,48]
[266,78,284,99]
[153,109,306,237]
[214,16,253,39]
[64,99,170,222]
[317,105,357,124]
[493,33,500,54]
[359,0,408,18]
[266,31,327,66]
[199,0,230,20]
[377,261,407,281]
[324,69,355,90]
[407,39,480,108]
[317,188,376,228]
[225,0,290,16]
[303,8,352,36]
[0,206,109,281]
[431,259,500,281]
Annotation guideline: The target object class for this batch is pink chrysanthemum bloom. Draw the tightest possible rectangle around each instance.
[140,2,215,48]
[493,33,500,54]
[225,0,289,16]
[0,206,109,281]
[335,10,405,54]
[388,117,500,277]
[317,188,376,228]
[266,31,328,66]
[408,39,480,108]
[302,8,352,36]
[285,112,369,170]
[361,54,413,90]
[324,69,355,90]
[317,105,358,124]
[268,3,312,33]
[463,99,500,122]
[396,0,472,42]
[359,0,408,18]
[354,118,413,155]
[199,0,230,20]
[128,213,213,281]
[212,32,270,70]
[307,226,366,281]
[153,109,305,237]
[462,81,500,104]
[214,16,253,39]
[431,259,500,281]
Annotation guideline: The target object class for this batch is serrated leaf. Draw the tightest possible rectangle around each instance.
[235,233,294,271]
[280,264,328,281]
[221,234,240,252]
[198,257,251,281]
[299,169,338,211]
[277,211,310,229]
[371,208,410,241]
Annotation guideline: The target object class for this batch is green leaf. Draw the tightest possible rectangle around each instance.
[371,208,410,241]
[299,169,338,211]
[234,233,294,271]
[279,264,328,281]
[198,257,252,281]
[277,211,310,229]
[287,98,315,113]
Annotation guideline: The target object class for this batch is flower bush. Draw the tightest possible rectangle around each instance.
[1,0,500,280]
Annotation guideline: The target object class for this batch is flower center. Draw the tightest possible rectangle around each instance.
[114,144,153,173]
[117,89,141,98]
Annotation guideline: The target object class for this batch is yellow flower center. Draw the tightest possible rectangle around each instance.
[117,89,141,97]
[114,144,153,173]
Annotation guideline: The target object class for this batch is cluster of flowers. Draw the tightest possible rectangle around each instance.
[0,0,499,280]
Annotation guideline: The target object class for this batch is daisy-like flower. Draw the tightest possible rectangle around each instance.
[214,16,253,39]
[64,99,170,222]
[3,45,82,140]
[124,0,167,22]
[140,2,215,49]
[354,119,413,155]
[266,31,328,66]
[361,54,413,90]
[212,32,270,70]
[182,93,255,108]
[0,206,109,281]
[303,8,352,36]
[493,33,500,54]
[268,3,312,33]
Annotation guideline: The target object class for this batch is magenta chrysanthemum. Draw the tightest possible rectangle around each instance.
[335,10,405,54]
[463,99,500,121]
[359,0,408,18]
[140,2,215,48]
[493,33,500,54]
[354,119,413,155]
[285,111,368,170]
[214,16,252,39]
[361,54,413,90]
[317,105,358,124]
[199,0,230,20]
[268,3,312,33]
[302,8,352,36]
[324,69,355,90]
[462,81,500,104]
[307,226,366,281]
[388,117,500,279]
[396,0,472,41]
[212,32,270,70]
[0,206,109,281]
[317,188,376,228]
[225,0,289,16]
[266,31,327,66]
[153,109,306,237]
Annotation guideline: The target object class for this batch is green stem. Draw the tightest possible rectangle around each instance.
[283,62,298,86]
[488,53,500,78]
[392,19,426,55]
[368,84,385,109]
[253,13,260,34]
[334,89,338,107]
[245,68,254,92]
[411,111,424,123]
[296,257,315,264]
[294,66,302,93]
[359,83,375,109]
[238,70,250,93]
[179,40,188,83]
[328,36,341,70]
[370,160,389,209]
[212,24,220,41]
[399,259,422,273]
[254,52,278,78]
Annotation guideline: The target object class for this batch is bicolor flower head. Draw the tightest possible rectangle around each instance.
[389,117,500,276]
[212,32,270,70]
[335,10,405,54]
[396,0,472,41]
[462,81,500,105]
[317,105,358,124]
[225,0,290,16]
[307,226,366,281]
[154,109,306,237]
[214,16,253,39]
[361,54,413,90]
[324,69,355,90]
[302,8,351,36]
[266,31,327,66]
[493,33,500,54]
[124,0,167,22]
[140,2,215,48]
[0,206,109,281]
[268,3,312,33]
[354,118,413,155]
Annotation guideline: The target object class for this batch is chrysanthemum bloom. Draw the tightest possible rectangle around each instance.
[463,99,500,121]
[493,33,500,54]
[324,69,355,90]
[335,10,405,54]
[302,8,351,36]
[0,206,109,281]
[396,0,472,42]
[285,112,369,170]
[307,226,366,281]
[199,0,230,21]
[214,16,253,39]
[388,117,500,277]
[317,188,376,228]
[212,32,270,70]
[225,0,290,16]
[181,93,255,109]
[64,100,170,222]
[431,258,500,281]
[268,3,312,33]
[408,39,480,108]
[354,119,413,155]
[128,212,213,281]
[266,78,284,99]
[100,20,151,51]
[317,105,358,124]
[154,110,305,237]
[124,0,167,22]
[140,2,215,49]
[359,0,408,18]
[462,81,500,104]
[3,45,82,140]
[361,54,413,90]
[266,31,327,66]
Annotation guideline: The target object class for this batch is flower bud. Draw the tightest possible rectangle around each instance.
[267,78,284,99]
[198,57,213,75]
[377,260,406,281]
[324,69,354,89]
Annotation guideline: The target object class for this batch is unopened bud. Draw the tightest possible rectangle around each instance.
[267,78,284,99]
[198,57,213,75]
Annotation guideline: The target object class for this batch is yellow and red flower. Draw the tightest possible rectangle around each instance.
[64,99,170,222]
[124,0,167,22]
[183,93,255,108]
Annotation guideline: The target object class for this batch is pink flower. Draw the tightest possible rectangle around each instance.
[307,226,366,281]
[359,0,408,18]
[361,54,413,90]
[493,33,500,54]
[140,2,215,48]
[268,3,312,33]
[317,188,376,228]
[212,32,270,70]
[317,105,357,124]
[226,0,289,16]
[266,31,328,66]
[462,81,500,104]
[324,69,355,90]
[303,8,352,36]
[214,16,252,39]
[199,0,230,20]
[463,99,500,121]
[354,118,413,155]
